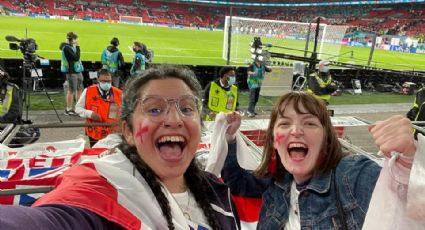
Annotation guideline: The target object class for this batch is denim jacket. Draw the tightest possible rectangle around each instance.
[222,143,381,229]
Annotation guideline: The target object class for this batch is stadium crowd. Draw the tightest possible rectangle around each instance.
[0,0,424,37]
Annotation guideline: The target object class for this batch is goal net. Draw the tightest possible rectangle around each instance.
[119,15,143,25]
[223,16,349,65]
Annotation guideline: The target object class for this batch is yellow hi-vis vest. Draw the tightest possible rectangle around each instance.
[307,73,332,103]
[0,85,14,116]
[208,82,238,113]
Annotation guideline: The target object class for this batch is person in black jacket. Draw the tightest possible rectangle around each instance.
[60,32,84,116]
[407,87,425,138]
[306,61,337,105]
[0,65,40,146]
[0,65,20,124]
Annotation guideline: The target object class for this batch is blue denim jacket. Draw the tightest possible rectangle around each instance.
[222,143,381,229]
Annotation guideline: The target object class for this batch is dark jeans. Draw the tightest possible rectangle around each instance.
[248,87,261,114]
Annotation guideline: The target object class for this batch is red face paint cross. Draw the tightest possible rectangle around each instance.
[274,133,285,145]
[135,123,149,143]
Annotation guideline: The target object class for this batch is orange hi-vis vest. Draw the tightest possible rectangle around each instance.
[85,85,122,141]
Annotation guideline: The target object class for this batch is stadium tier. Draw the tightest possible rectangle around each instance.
[0,0,424,37]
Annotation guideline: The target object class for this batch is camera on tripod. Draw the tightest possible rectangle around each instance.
[5,35,38,65]
[249,37,271,64]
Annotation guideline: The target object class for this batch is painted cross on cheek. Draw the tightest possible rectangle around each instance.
[274,133,285,145]
[135,123,149,144]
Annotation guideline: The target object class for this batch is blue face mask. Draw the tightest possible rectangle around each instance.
[228,76,236,85]
[99,82,112,91]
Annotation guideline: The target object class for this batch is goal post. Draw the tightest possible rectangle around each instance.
[223,16,349,65]
[119,15,143,25]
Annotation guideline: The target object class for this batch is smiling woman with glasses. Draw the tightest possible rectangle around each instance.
[118,65,238,229]
[0,65,239,230]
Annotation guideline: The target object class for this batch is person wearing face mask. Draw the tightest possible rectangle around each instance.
[306,60,337,105]
[75,69,122,146]
[61,32,84,116]
[202,66,239,121]
[130,41,146,77]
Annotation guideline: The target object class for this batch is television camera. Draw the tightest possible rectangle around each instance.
[4,35,60,122]
[5,35,38,65]
[250,36,271,64]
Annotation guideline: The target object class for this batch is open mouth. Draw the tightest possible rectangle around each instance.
[287,143,308,161]
[156,135,187,161]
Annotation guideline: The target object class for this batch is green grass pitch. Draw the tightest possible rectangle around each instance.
[0,16,424,70]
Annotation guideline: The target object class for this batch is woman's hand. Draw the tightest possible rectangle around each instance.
[225,112,241,142]
[369,115,416,158]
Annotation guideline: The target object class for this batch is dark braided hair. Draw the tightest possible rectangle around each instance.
[119,65,221,229]
[185,160,221,230]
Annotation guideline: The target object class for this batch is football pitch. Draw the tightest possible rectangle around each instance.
[0,16,424,70]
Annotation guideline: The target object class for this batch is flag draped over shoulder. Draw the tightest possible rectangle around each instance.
[0,122,270,229]
[32,148,201,230]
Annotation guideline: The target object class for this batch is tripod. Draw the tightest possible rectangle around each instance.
[20,59,63,123]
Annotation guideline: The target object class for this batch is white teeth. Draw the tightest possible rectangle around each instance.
[288,143,307,148]
[158,136,185,143]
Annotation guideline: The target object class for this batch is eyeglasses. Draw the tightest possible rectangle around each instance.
[136,95,201,122]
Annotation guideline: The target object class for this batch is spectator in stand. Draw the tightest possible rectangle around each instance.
[246,59,271,118]
[202,67,238,121]
[75,69,122,147]
[101,37,125,88]
[222,91,419,229]
[0,65,240,230]
[60,32,84,116]
[130,41,146,77]
[306,61,337,105]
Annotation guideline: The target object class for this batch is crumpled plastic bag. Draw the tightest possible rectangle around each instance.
[362,134,425,229]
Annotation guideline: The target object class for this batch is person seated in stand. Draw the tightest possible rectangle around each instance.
[0,65,240,230]
[202,66,238,121]
[306,60,337,105]
[75,69,122,147]
[222,91,418,229]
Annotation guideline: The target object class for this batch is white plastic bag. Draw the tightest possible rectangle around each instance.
[205,112,259,176]
[362,134,425,229]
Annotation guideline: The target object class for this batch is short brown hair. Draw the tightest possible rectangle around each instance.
[254,91,346,180]
[66,32,78,40]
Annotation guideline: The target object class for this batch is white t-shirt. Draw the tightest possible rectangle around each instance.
[285,181,301,230]
[173,191,212,230]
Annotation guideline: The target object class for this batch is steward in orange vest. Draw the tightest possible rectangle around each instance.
[75,69,122,146]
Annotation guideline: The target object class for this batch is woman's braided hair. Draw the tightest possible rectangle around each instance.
[119,65,221,229]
